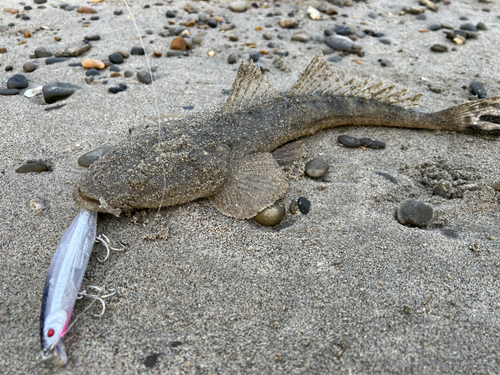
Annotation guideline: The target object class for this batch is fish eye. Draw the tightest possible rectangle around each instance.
[47,328,55,338]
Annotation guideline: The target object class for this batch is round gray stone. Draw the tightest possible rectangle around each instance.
[397,199,433,227]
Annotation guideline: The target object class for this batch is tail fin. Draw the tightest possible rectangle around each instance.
[435,96,500,135]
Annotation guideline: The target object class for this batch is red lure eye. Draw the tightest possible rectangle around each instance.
[47,328,55,338]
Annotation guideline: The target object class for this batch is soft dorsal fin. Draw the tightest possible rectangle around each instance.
[224,60,278,115]
[288,52,423,108]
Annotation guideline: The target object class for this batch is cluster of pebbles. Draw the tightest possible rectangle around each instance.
[2,0,497,228]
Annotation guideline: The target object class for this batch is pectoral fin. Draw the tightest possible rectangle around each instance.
[209,153,288,219]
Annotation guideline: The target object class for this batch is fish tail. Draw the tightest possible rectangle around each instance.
[433,96,500,135]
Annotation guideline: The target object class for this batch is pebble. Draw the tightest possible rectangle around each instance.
[192,36,204,45]
[115,50,129,58]
[305,158,329,178]
[254,204,286,226]
[7,74,28,89]
[325,36,353,51]
[16,160,50,173]
[167,50,186,57]
[428,23,442,31]
[5,65,14,71]
[85,68,100,76]
[166,10,176,18]
[78,145,111,167]
[308,6,321,20]
[109,65,120,72]
[82,58,105,69]
[77,6,96,14]
[171,36,187,51]
[208,51,215,57]
[109,52,124,64]
[198,13,208,22]
[331,25,352,35]
[430,44,448,52]
[359,138,386,149]
[0,89,20,95]
[338,135,361,147]
[327,56,343,63]
[379,59,390,67]
[297,197,311,215]
[263,33,272,40]
[110,72,121,78]
[56,44,92,57]
[0,48,7,53]
[476,22,487,31]
[90,15,99,20]
[228,1,247,13]
[124,70,134,77]
[114,9,122,15]
[42,82,77,103]
[227,53,238,64]
[85,34,100,41]
[137,71,152,84]
[85,77,94,84]
[229,35,238,42]
[368,12,378,19]
[131,46,145,55]
[250,52,261,62]
[378,37,391,45]
[291,33,309,42]
[45,57,71,64]
[35,46,52,58]
[278,19,298,29]
[397,199,433,227]
[470,81,486,99]
[23,62,37,72]
[460,23,477,32]
[207,18,218,28]
[29,199,45,215]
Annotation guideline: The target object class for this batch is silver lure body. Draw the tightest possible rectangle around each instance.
[40,208,97,365]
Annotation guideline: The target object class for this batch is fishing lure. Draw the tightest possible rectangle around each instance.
[40,208,97,365]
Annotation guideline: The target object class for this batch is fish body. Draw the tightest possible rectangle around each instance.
[40,208,97,365]
[74,52,500,219]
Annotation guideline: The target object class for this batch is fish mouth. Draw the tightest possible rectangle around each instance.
[73,187,122,217]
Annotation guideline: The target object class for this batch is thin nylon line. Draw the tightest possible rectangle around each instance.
[123,0,167,223]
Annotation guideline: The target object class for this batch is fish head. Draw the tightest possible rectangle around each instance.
[74,134,231,216]
[41,309,68,365]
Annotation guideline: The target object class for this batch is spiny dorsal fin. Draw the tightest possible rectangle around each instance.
[288,52,424,109]
[224,60,277,115]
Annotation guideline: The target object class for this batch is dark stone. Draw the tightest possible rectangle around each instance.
[22,15,30,20]
[250,52,262,62]
[460,23,477,32]
[16,160,50,173]
[379,59,390,67]
[338,135,361,148]
[137,71,152,84]
[470,81,486,99]
[7,74,28,89]
[109,86,125,93]
[45,57,71,64]
[68,62,82,67]
[327,56,343,63]
[325,36,353,51]
[23,62,37,72]
[109,52,124,64]
[359,138,386,149]
[90,15,99,20]
[430,44,448,53]
[183,105,194,110]
[207,18,218,28]
[131,47,145,55]
[124,70,134,77]
[114,9,123,15]
[428,23,442,31]
[34,0,47,3]
[166,10,176,18]
[35,46,52,58]
[368,12,378,19]
[85,34,100,41]
[397,199,433,227]
[378,38,391,45]
[5,65,14,71]
[42,82,78,103]
[109,65,120,72]
[459,16,469,21]
[0,89,20,95]
[331,25,352,35]
[476,22,487,31]
[24,6,33,10]
[144,353,160,369]
[227,53,238,64]
[297,197,311,215]
[85,68,100,76]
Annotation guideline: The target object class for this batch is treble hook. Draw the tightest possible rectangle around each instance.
[95,234,126,263]
[77,286,117,317]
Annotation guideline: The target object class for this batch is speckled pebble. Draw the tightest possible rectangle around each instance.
[338,135,361,148]
[254,204,286,226]
[305,158,329,178]
[124,70,134,78]
[397,199,433,227]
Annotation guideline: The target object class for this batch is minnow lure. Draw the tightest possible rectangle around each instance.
[40,208,97,365]
[74,52,500,219]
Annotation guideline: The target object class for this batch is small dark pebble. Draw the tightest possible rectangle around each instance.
[25,6,33,11]
[124,70,134,78]
[78,145,111,167]
[227,53,238,64]
[131,47,145,55]
[379,59,390,67]
[5,65,14,71]
[183,105,194,110]
[7,74,28,89]
[327,56,343,63]
[144,353,160,369]
[42,82,77,103]
[338,135,361,148]
[297,197,311,215]
[109,53,124,64]
[368,12,378,19]
[114,9,123,15]
[470,81,486,99]
[44,103,67,111]
[476,22,487,31]
[68,62,82,67]
[207,18,218,28]
[23,62,37,72]
[460,23,477,32]
[459,16,469,21]
[378,37,391,45]
[85,34,100,41]
[16,160,50,173]
[0,89,20,95]
[90,15,99,20]
[397,199,433,227]
[109,65,120,72]
[137,71,152,84]
[250,52,262,62]
[166,10,176,18]
[428,23,442,31]
[430,44,448,53]
[45,57,71,65]
[85,77,94,84]
[102,80,108,85]
[359,138,386,149]
[22,15,30,20]
[85,68,100,76]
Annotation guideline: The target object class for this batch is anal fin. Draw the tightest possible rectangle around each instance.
[209,153,288,219]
